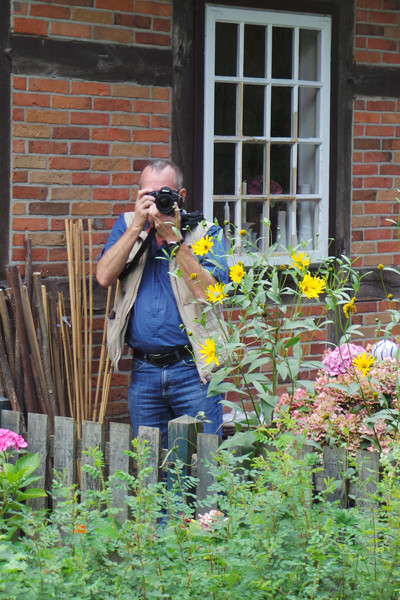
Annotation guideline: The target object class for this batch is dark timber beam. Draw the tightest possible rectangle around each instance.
[11,34,172,86]
[351,65,400,98]
[0,0,11,277]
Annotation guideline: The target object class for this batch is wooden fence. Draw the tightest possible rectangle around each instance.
[0,409,381,521]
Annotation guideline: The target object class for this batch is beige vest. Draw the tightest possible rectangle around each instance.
[106,212,226,383]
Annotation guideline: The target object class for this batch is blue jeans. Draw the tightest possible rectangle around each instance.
[128,356,223,448]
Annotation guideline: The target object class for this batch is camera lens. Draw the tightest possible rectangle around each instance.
[156,193,174,214]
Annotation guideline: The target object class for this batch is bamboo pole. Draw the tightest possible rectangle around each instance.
[80,220,89,420]
[0,289,15,380]
[49,293,66,417]
[88,219,93,423]
[58,293,74,419]
[92,285,113,422]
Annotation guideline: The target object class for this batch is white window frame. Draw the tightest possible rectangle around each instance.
[204,5,332,263]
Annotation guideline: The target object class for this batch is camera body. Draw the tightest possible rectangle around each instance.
[149,186,182,215]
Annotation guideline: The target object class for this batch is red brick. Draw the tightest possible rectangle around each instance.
[380,164,400,175]
[355,36,368,49]
[71,82,111,96]
[133,100,169,114]
[364,151,392,162]
[71,8,113,24]
[365,125,395,136]
[364,176,394,188]
[29,79,69,94]
[92,158,131,171]
[368,38,397,51]
[355,23,385,36]
[26,109,69,124]
[135,32,171,46]
[354,50,382,63]
[13,218,48,231]
[353,164,378,175]
[151,115,170,128]
[52,0,94,6]
[135,1,172,17]
[72,173,110,185]
[114,13,150,28]
[30,4,70,19]
[369,11,398,25]
[70,142,109,156]
[93,98,132,112]
[13,185,48,200]
[13,92,50,107]
[111,114,150,127]
[95,0,134,11]
[354,137,381,149]
[49,249,68,261]
[112,173,138,185]
[71,112,110,125]
[111,143,148,157]
[29,140,68,154]
[352,151,363,162]
[353,124,365,136]
[49,157,90,170]
[93,26,134,43]
[133,130,169,143]
[71,203,111,215]
[13,76,27,90]
[50,21,91,38]
[13,140,25,153]
[366,99,396,111]
[365,202,394,214]
[382,113,400,124]
[354,99,365,110]
[13,108,25,121]
[354,111,380,124]
[153,17,171,32]
[383,53,400,65]
[383,138,400,150]
[53,126,90,140]
[92,128,131,141]
[112,84,150,98]
[152,88,170,101]
[51,95,92,110]
[377,241,400,253]
[14,17,48,36]
[29,202,69,215]
[365,229,391,241]
[13,171,28,183]
[151,144,170,158]
[93,188,130,201]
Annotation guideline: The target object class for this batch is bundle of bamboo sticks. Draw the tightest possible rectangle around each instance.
[0,220,115,436]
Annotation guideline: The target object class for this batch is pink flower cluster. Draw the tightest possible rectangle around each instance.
[322,343,364,376]
[0,428,27,453]
[276,346,400,454]
[198,510,226,530]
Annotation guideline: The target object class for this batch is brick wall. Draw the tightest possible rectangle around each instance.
[13,0,172,47]
[11,76,170,276]
[355,0,400,65]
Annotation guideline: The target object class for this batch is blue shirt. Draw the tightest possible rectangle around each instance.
[102,214,229,352]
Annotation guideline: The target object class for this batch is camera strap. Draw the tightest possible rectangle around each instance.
[118,211,206,282]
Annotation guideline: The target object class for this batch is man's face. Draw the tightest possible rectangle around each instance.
[140,165,179,193]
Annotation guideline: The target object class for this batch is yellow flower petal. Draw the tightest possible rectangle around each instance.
[192,235,214,256]
[298,273,326,299]
[352,352,375,377]
[206,282,228,304]
[229,263,245,283]
[199,338,219,366]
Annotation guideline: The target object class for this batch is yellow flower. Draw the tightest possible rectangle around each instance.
[192,235,214,256]
[290,251,310,272]
[298,273,326,299]
[199,338,219,366]
[190,272,198,280]
[239,229,247,237]
[352,352,376,377]
[206,282,228,304]
[388,294,394,300]
[343,297,357,318]
[378,264,384,271]
[229,262,245,283]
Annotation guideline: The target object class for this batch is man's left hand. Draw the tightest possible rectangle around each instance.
[149,204,182,244]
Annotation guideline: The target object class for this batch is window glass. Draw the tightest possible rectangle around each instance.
[215,23,238,76]
[244,24,266,78]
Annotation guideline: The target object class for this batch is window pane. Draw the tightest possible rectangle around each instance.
[244,24,266,77]
[214,200,236,231]
[299,87,318,138]
[270,202,289,248]
[215,83,237,136]
[242,144,264,196]
[214,143,236,195]
[243,201,264,249]
[297,200,316,249]
[243,85,265,136]
[215,23,238,76]
[272,27,293,79]
[299,29,320,81]
[270,144,292,194]
[297,144,318,194]
[271,86,292,137]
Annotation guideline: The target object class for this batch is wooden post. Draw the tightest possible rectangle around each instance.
[1,408,22,434]
[350,449,380,508]
[314,446,348,506]
[81,420,105,496]
[196,432,219,517]
[167,415,202,493]
[53,416,77,489]
[109,422,133,524]
[138,425,162,487]
[26,412,50,510]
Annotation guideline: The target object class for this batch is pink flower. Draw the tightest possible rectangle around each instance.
[0,429,27,453]
[322,343,364,376]
[198,510,225,529]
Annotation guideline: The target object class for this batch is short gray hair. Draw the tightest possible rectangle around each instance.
[140,159,183,189]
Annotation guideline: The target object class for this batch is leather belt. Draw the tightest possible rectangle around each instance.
[133,346,192,367]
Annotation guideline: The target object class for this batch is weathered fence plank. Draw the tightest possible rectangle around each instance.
[351,450,380,508]
[109,421,133,523]
[167,415,202,492]
[53,416,77,488]
[138,425,162,486]
[81,420,104,496]
[196,432,219,516]
[314,446,348,506]
[1,408,23,434]
[26,412,50,509]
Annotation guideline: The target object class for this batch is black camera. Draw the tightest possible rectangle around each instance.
[149,186,182,215]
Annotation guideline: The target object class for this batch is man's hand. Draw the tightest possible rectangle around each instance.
[134,187,157,230]
[149,203,182,244]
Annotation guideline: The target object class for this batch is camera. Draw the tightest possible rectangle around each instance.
[149,186,182,215]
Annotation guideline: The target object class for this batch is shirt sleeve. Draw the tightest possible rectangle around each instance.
[97,214,127,259]
[197,224,229,283]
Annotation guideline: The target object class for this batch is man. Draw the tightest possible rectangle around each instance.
[96,159,228,447]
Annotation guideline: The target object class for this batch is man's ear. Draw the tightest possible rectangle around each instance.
[179,188,187,201]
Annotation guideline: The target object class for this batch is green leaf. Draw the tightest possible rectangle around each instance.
[15,453,40,475]
[284,336,300,348]
[219,430,258,450]
[17,488,47,501]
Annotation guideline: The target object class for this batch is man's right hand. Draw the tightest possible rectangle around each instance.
[133,187,156,230]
